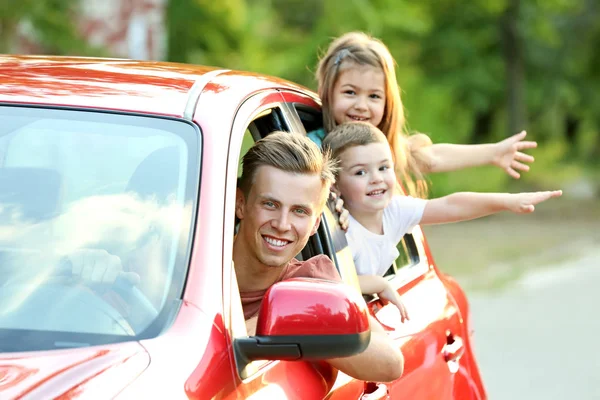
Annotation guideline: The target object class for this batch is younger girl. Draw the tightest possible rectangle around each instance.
[322,122,562,321]
[310,31,536,197]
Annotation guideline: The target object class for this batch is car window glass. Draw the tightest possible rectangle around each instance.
[0,106,199,351]
[294,104,322,134]
[382,234,421,277]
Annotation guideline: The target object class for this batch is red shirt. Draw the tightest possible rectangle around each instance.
[241,255,342,320]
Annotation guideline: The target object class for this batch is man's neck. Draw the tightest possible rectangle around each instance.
[348,208,385,235]
[233,239,287,292]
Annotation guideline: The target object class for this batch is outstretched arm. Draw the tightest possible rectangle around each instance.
[327,315,404,382]
[420,190,562,225]
[414,131,536,178]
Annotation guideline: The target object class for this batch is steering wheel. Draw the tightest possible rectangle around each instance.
[0,282,136,336]
[110,272,160,333]
[0,256,159,335]
[55,257,160,334]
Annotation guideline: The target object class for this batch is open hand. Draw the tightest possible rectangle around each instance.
[509,190,563,213]
[493,131,537,179]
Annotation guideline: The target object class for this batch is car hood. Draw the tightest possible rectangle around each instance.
[0,341,150,399]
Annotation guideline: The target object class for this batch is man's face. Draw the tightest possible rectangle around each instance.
[236,166,325,269]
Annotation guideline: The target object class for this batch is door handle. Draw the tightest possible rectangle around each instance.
[443,334,465,362]
[360,383,389,400]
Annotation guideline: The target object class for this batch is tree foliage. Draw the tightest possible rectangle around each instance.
[0,0,100,55]
[163,0,598,192]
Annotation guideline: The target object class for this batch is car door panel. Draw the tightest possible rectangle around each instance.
[370,227,475,399]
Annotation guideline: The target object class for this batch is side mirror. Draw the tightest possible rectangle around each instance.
[234,278,370,371]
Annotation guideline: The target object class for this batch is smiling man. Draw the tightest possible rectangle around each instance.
[233,133,338,320]
[232,131,404,383]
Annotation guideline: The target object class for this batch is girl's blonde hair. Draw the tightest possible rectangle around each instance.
[316,31,431,197]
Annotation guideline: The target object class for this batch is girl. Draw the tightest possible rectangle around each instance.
[309,31,536,197]
[322,121,561,322]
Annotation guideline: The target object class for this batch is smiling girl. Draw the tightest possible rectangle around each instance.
[309,32,537,197]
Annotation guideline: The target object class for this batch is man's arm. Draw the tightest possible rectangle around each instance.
[414,131,536,178]
[327,315,404,382]
[420,190,562,225]
[245,306,404,382]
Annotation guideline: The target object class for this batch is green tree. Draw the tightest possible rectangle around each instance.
[0,0,100,55]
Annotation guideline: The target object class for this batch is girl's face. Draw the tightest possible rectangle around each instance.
[331,63,386,128]
[334,142,396,216]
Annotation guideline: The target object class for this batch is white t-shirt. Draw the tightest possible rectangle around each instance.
[346,195,427,277]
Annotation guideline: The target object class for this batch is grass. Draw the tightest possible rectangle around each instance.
[422,197,600,292]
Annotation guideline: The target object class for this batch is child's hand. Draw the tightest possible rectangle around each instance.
[378,283,409,323]
[508,190,563,213]
[330,191,349,231]
[493,131,537,179]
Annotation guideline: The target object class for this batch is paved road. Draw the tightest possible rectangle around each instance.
[469,249,600,400]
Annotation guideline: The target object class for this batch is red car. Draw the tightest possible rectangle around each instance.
[0,56,487,399]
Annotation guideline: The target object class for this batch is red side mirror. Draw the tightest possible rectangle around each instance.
[234,278,370,368]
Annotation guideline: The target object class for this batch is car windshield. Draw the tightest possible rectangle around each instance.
[0,106,199,352]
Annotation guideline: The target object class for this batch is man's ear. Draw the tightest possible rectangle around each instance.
[235,188,246,220]
[310,214,322,236]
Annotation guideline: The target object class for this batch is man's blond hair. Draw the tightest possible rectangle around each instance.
[239,132,338,206]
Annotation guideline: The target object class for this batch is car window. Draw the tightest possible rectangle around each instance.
[0,106,199,351]
[293,104,322,134]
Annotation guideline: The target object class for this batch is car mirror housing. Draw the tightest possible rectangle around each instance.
[234,278,370,370]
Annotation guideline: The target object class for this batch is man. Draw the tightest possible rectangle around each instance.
[232,131,404,383]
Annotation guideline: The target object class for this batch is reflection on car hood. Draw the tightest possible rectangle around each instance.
[0,341,150,398]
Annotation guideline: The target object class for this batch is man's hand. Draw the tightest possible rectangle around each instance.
[507,190,563,213]
[328,315,404,382]
[492,131,537,179]
[66,249,128,285]
[378,283,409,323]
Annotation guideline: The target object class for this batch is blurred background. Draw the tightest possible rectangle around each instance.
[2,0,599,398]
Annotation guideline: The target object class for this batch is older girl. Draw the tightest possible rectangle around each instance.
[309,31,536,196]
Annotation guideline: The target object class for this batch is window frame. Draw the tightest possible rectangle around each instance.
[222,92,297,381]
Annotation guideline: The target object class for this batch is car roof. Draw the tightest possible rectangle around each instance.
[0,55,312,117]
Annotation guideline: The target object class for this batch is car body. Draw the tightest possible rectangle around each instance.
[0,55,487,399]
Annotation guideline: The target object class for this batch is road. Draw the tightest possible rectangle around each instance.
[469,249,600,400]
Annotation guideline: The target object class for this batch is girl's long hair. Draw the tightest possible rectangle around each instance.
[316,31,431,197]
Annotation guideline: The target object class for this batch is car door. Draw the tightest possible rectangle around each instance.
[219,90,340,400]
[280,90,479,400]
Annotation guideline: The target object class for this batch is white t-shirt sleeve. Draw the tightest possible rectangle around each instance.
[385,195,427,243]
